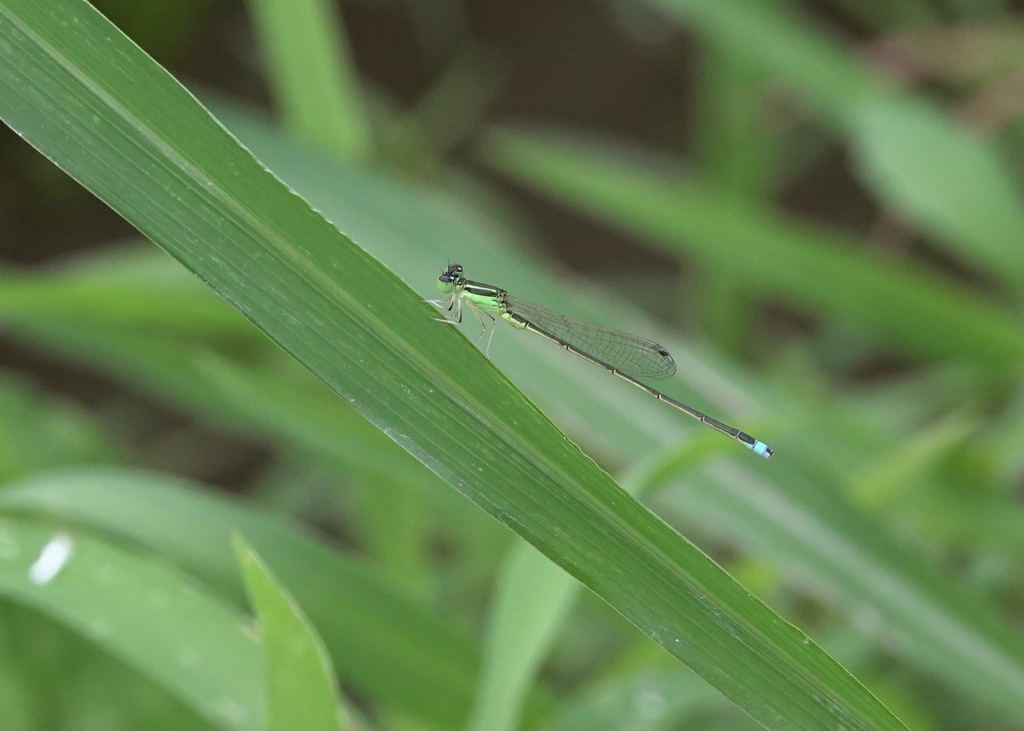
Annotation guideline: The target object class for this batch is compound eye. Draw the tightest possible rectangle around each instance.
[439,264,462,285]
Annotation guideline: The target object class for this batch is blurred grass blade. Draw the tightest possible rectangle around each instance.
[379,44,507,174]
[0,468,485,728]
[697,46,780,197]
[551,665,728,730]
[482,128,1022,366]
[0,250,437,489]
[648,458,1024,724]
[0,374,121,480]
[468,542,577,731]
[851,96,1024,289]
[695,46,780,353]
[469,449,679,731]
[248,0,371,160]
[0,265,248,338]
[234,535,351,731]
[643,0,1024,291]
[825,0,935,29]
[646,0,883,124]
[0,2,905,728]
[0,517,264,729]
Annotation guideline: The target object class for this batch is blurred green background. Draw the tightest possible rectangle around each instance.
[0,0,1022,729]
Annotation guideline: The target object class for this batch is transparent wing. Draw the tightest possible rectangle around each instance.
[505,296,676,380]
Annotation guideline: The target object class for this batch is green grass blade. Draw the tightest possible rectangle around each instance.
[233,535,351,731]
[694,46,780,353]
[468,542,578,731]
[644,0,1024,290]
[0,517,264,729]
[248,0,371,160]
[645,0,883,125]
[551,664,728,730]
[0,248,433,489]
[481,128,1022,366]
[851,96,1024,290]
[0,267,248,338]
[0,468,482,728]
[648,458,1024,724]
[0,374,121,479]
[0,3,904,727]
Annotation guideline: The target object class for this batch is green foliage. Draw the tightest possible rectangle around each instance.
[0,0,1021,729]
[233,535,352,730]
